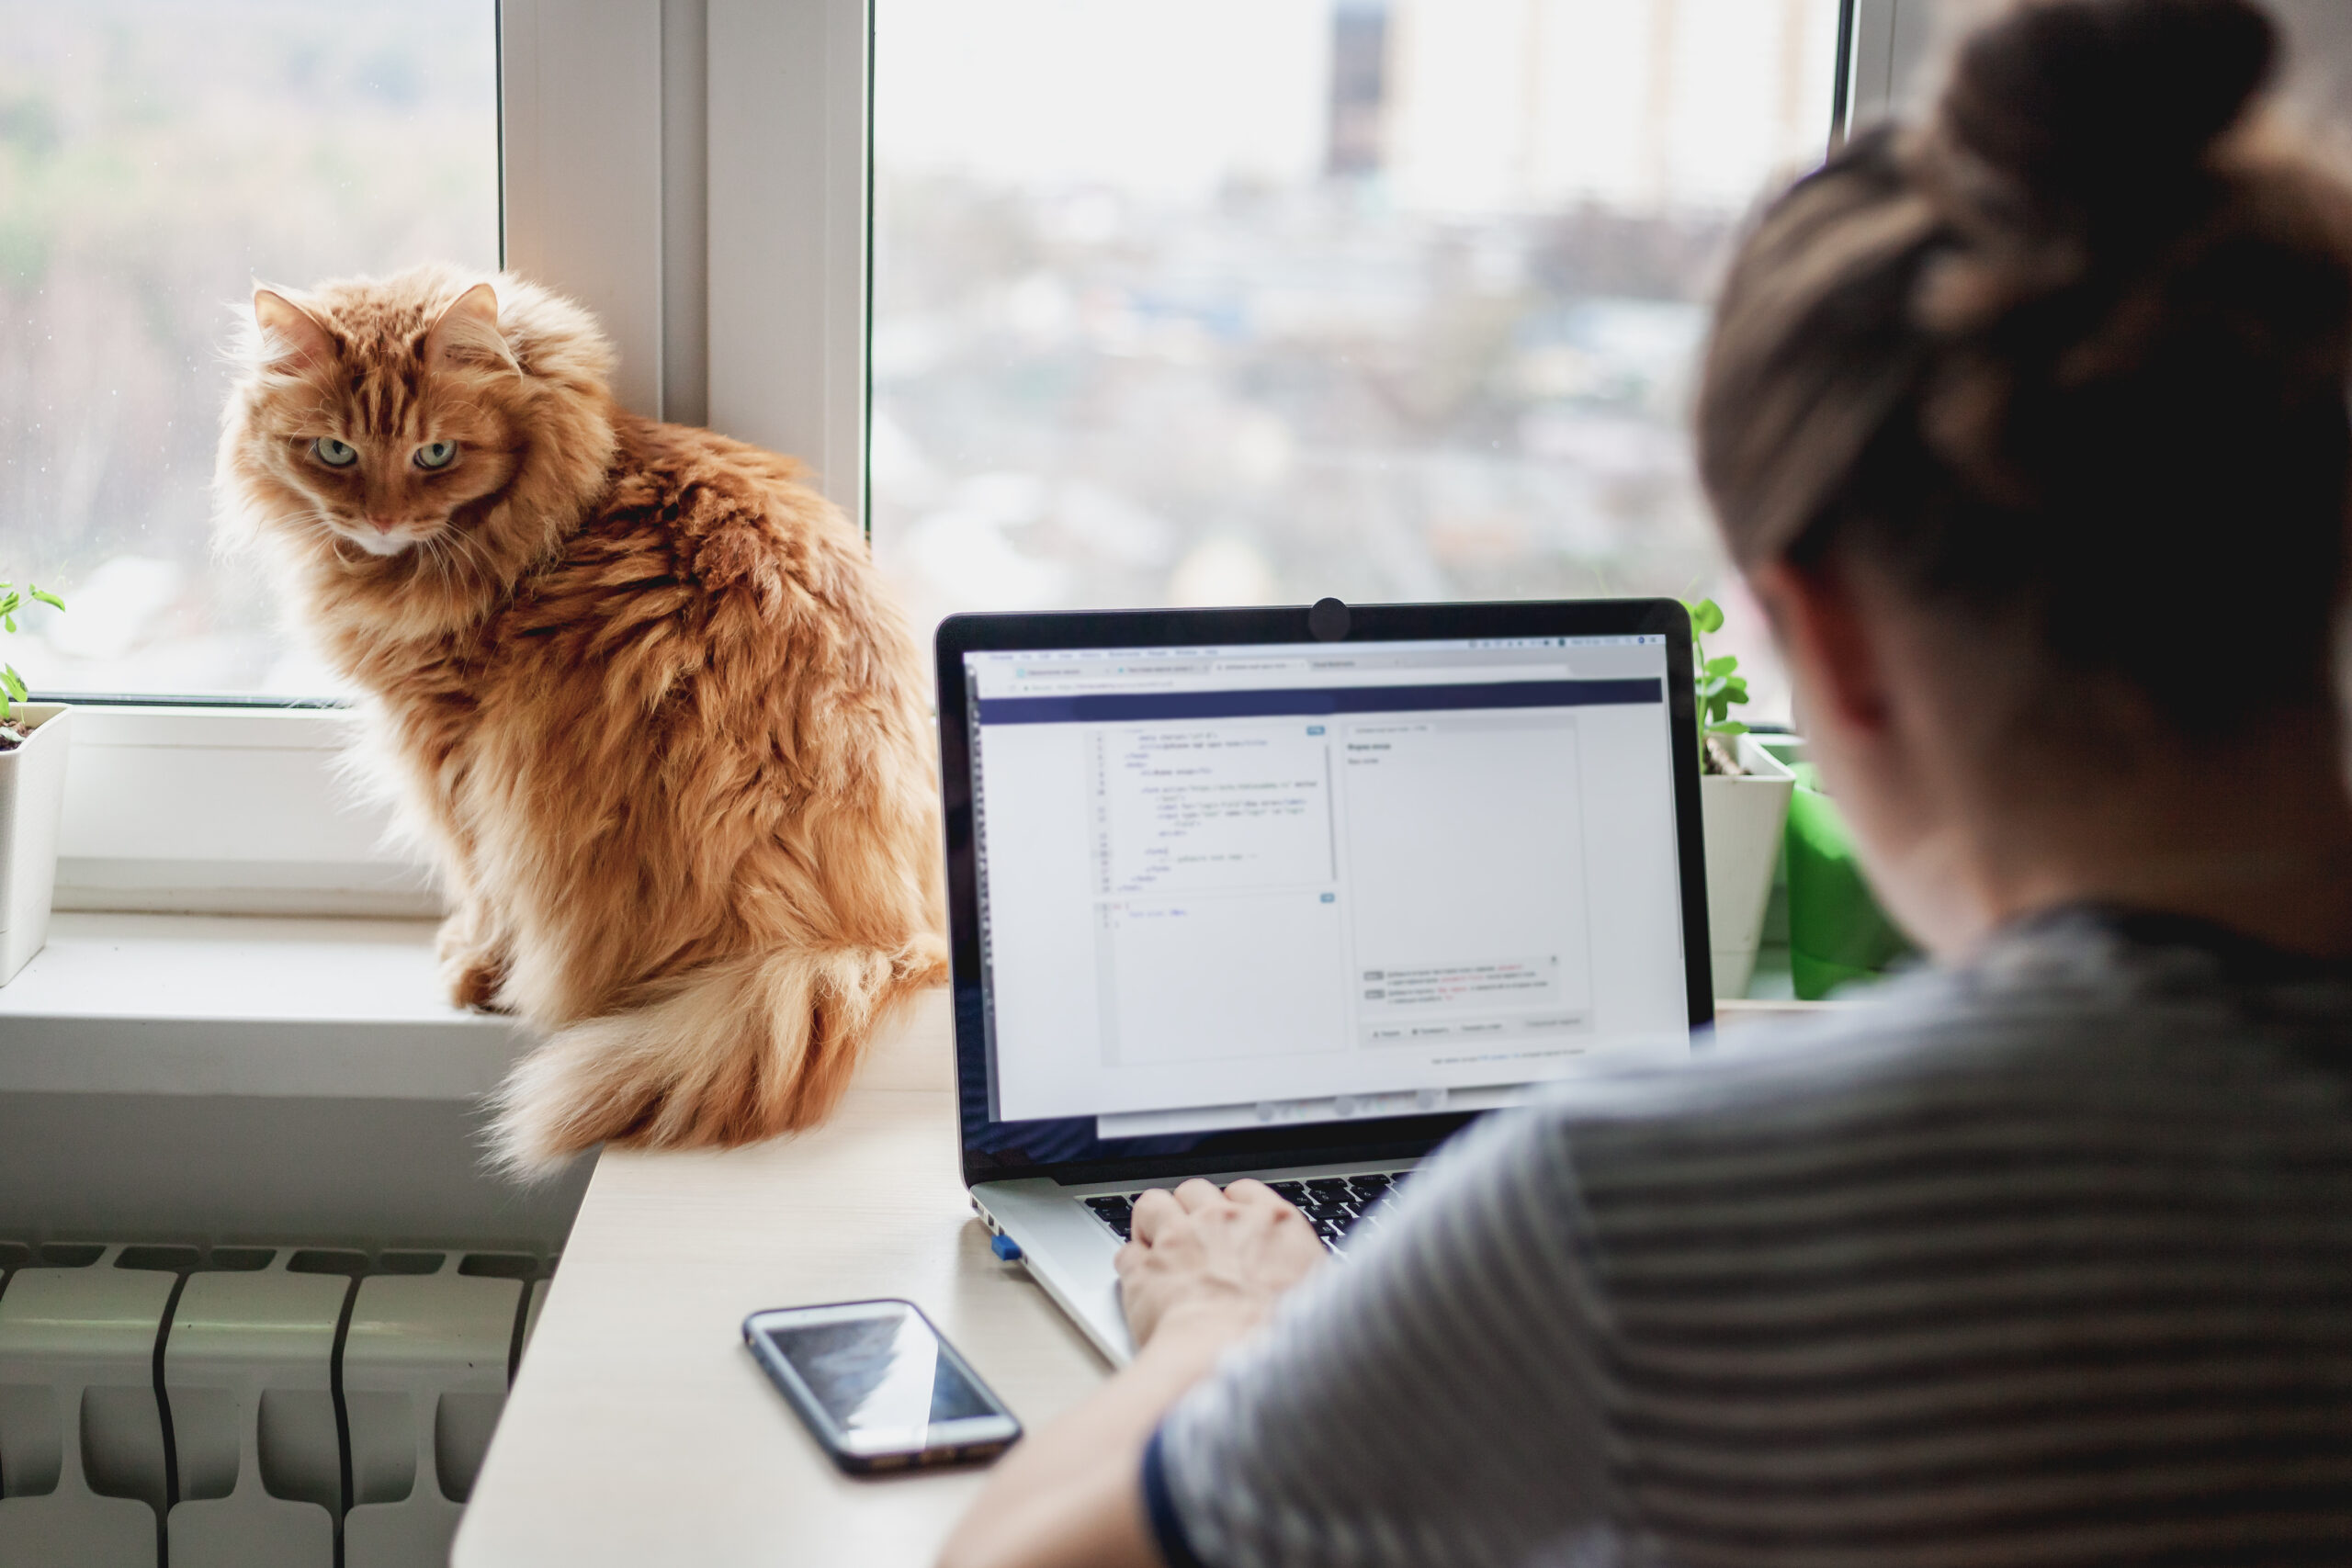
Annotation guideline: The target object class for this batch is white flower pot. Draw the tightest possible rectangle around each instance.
[1699,731,1795,999]
[0,702,73,986]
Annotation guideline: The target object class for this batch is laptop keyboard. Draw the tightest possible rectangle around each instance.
[1081,1172,1405,1257]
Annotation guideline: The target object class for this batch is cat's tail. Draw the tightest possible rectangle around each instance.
[486,936,949,1175]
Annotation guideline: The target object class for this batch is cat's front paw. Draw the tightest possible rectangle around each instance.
[437,935,513,1012]
[447,958,514,1013]
[438,906,514,1013]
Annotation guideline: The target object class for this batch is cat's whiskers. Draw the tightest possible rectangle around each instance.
[418,524,493,595]
[440,517,508,589]
[413,530,457,587]
[278,505,351,546]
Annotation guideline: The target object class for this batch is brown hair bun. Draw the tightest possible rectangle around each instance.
[1698,0,2352,742]
[1937,0,2275,233]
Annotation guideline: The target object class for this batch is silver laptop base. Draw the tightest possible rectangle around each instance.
[971,1158,1417,1364]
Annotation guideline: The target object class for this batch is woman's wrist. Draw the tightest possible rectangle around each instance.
[1138,1292,1272,1359]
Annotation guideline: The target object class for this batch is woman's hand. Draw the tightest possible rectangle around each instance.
[940,1179,1327,1568]
[1115,1178,1329,1348]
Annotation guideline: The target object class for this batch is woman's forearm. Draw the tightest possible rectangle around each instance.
[936,1303,1257,1568]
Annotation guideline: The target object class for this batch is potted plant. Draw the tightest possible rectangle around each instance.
[0,580,70,986]
[1687,598,1795,998]
[1761,739,1917,999]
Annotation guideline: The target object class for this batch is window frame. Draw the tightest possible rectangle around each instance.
[48,0,872,916]
[1846,0,1933,128]
[51,0,1883,917]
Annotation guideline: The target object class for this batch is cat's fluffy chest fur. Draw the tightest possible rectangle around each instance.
[367,417,888,1017]
[217,266,944,1168]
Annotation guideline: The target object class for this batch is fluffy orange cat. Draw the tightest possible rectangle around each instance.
[215,264,945,1170]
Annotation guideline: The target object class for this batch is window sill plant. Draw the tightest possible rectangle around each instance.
[0,581,71,986]
[1758,739,1917,999]
[1687,598,1795,998]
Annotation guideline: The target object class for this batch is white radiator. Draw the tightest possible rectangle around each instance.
[0,1243,553,1568]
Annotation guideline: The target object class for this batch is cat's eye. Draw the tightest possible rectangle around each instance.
[311,436,359,468]
[414,441,458,470]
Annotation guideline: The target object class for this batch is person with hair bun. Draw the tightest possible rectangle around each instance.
[942,6,2352,1565]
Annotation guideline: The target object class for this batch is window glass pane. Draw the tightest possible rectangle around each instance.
[872,0,1841,717]
[0,0,498,699]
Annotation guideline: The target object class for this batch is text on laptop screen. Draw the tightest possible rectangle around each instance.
[963,636,1691,1137]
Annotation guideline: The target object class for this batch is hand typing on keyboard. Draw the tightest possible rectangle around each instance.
[1086,1170,1405,1256]
[1111,1179,1329,1348]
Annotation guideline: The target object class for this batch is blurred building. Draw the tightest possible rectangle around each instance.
[1381,0,1836,216]
[1327,1,1391,179]
[869,0,1842,718]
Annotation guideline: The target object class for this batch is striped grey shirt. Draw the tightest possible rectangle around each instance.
[1152,906,2352,1567]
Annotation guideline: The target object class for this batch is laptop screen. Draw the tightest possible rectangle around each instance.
[959,632,1694,1143]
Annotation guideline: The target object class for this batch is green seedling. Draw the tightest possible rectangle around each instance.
[0,581,65,740]
[1683,596,1748,772]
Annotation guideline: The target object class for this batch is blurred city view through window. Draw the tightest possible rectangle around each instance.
[4,1,1838,706]
[872,0,1844,717]
[0,0,497,698]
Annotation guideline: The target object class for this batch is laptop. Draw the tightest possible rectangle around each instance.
[935,597,1713,1362]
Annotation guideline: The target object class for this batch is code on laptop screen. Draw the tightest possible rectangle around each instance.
[962,636,1693,1139]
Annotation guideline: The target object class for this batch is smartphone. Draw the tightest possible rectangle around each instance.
[742,1298,1022,1473]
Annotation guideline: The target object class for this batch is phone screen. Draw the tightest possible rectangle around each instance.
[747,1299,1021,1472]
[760,1306,997,1432]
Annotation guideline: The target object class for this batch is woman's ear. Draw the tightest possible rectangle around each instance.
[1747,557,1894,738]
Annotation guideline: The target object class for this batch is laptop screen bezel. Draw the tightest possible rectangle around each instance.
[936,599,1715,1190]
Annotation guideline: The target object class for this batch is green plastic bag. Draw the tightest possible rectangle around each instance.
[1784,763,1916,999]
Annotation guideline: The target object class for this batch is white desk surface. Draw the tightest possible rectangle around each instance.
[456,994,1806,1567]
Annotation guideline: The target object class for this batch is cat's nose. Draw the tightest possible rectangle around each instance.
[366,513,399,533]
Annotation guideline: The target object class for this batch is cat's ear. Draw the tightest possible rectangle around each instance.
[253,288,334,374]
[425,282,519,375]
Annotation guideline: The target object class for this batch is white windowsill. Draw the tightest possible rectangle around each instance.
[0,910,1827,1105]
[0,912,527,1099]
